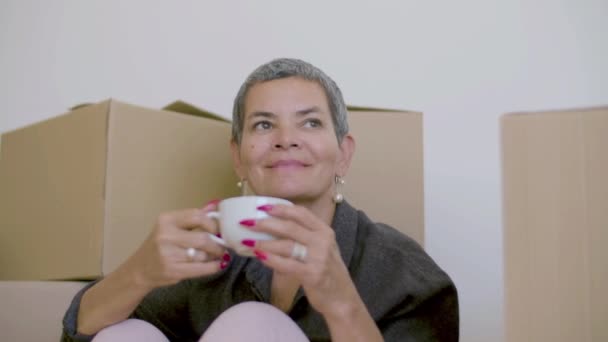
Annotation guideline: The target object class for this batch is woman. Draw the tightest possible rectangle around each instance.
[62,58,459,341]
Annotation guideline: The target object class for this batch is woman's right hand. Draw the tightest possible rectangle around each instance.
[76,201,228,336]
[125,201,229,290]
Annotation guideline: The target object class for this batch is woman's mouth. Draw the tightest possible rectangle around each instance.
[269,159,309,168]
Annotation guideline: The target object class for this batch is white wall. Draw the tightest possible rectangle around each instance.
[1,1,607,341]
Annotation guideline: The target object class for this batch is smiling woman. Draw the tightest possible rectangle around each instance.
[61,58,459,342]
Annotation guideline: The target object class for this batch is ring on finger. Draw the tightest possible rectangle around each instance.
[291,242,307,262]
[186,247,197,262]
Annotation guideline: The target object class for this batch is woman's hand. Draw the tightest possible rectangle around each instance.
[125,201,229,290]
[242,204,360,319]
[77,201,230,336]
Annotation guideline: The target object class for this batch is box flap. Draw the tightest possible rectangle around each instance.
[163,100,230,122]
[502,105,608,118]
[347,105,419,114]
[68,99,231,123]
[70,103,96,111]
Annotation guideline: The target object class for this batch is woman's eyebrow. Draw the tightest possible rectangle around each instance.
[296,106,322,116]
[247,111,276,120]
[246,107,322,121]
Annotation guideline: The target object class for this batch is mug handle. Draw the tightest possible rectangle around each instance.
[206,211,226,246]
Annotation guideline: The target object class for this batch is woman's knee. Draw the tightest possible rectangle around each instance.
[92,319,168,342]
[218,301,288,320]
[200,302,308,342]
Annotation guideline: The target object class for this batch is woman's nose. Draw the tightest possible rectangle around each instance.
[273,127,300,149]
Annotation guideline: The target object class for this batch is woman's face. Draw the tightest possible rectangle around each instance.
[231,77,354,204]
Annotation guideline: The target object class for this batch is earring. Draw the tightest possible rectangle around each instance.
[333,175,345,203]
[237,178,247,196]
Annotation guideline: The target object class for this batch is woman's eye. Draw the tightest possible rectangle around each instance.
[253,121,272,130]
[303,119,322,128]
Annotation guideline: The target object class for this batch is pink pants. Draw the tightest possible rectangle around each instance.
[92,302,309,342]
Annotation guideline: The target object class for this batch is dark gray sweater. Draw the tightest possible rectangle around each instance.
[63,201,459,341]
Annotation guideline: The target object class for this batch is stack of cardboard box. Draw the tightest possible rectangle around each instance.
[0,99,425,341]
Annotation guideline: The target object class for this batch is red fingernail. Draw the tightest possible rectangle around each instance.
[202,199,220,210]
[216,233,222,238]
[256,204,274,212]
[241,239,256,247]
[220,261,228,270]
[239,219,256,227]
[253,250,267,261]
[222,253,231,262]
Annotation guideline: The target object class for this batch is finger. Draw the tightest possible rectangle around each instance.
[254,249,307,277]
[182,247,209,263]
[160,243,223,264]
[253,239,302,260]
[173,209,221,235]
[182,249,226,263]
[199,199,222,232]
[172,230,226,258]
[201,199,221,212]
[260,204,325,232]
[248,217,311,243]
[157,209,207,231]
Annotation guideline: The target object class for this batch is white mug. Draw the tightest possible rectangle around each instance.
[207,196,292,256]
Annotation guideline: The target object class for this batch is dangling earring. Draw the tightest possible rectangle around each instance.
[333,175,345,203]
[237,178,248,196]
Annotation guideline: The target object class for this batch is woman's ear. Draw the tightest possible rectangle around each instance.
[337,133,356,176]
[230,140,244,179]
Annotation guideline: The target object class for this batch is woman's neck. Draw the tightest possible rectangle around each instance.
[292,195,337,227]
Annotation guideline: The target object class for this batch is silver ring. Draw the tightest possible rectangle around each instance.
[291,242,307,262]
[186,247,197,261]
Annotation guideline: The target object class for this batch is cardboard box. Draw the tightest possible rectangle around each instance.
[0,281,86,341]
[501,107,608,341]
[0,99,240,280]
[346,107,424,245]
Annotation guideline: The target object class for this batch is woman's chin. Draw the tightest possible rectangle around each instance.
[257,188,315,202]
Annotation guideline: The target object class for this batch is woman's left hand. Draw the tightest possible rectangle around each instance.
[243,203,360,319]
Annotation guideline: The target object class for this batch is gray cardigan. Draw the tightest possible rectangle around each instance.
[63,201,459,341]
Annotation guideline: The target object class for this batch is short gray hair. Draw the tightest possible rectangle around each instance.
[232,58,349,144]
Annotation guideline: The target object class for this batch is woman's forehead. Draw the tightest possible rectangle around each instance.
[244,78,330,118]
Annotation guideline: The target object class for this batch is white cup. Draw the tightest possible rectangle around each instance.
[206,196,292,256]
